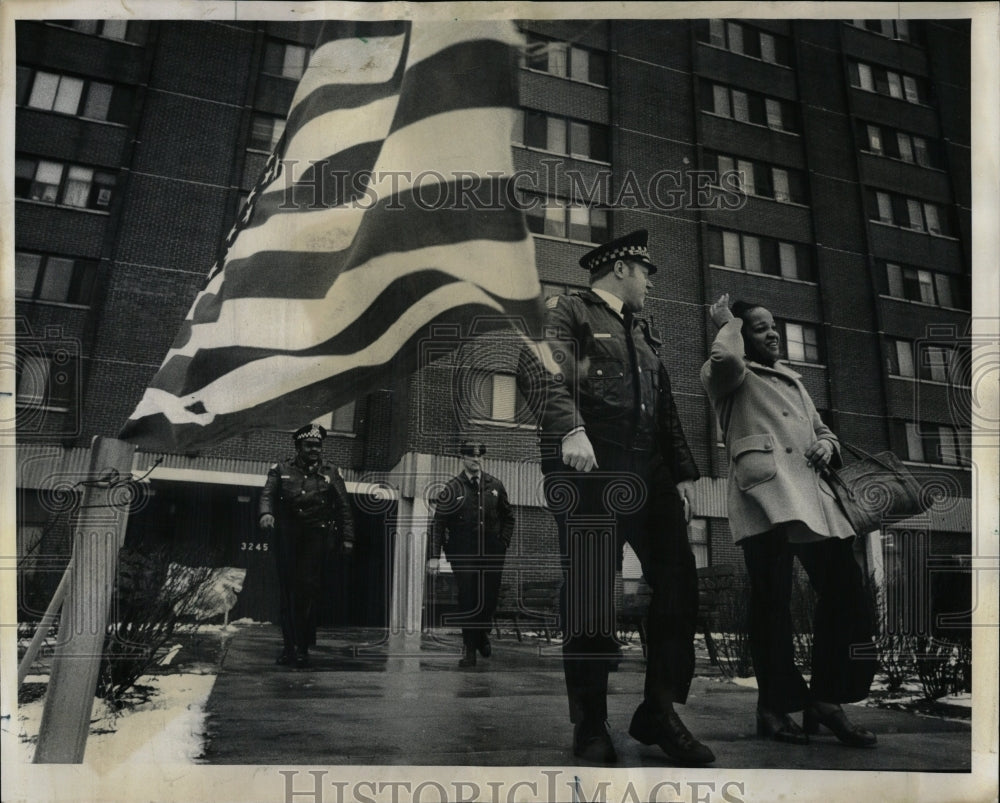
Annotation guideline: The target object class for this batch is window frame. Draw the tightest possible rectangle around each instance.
[15,350,76,412]
[850,59,926,105]
[15,251,98,307]
[706,227,815,283]
[15,155,116,212]
[520,190,609,245]
[522,32,609,87]
[701,81,799,134]
[868,189,953,237]
[516,108,610,163]
[19,66,132,124]
[700,19,792,67]
[708,150,806,206]
[781,320,822,364]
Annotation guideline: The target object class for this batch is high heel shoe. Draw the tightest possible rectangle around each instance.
[755,706,809,744]
[803,704,877,747]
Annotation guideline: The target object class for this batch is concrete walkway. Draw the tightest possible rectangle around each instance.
[201,623,971,771]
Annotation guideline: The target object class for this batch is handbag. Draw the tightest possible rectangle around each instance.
[822,442,929,535]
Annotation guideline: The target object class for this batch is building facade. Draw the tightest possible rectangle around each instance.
[13,18,972,633]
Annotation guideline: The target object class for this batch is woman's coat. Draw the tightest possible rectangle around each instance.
[700,318,855,543]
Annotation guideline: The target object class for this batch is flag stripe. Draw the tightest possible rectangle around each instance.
[226,107,518,264]
[164,238,539,358]
[220,180,525,299]
[135,283,517,419]
[152,276,544,398]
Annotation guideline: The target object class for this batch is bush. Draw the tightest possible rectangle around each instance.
[97,546,216,707]
[790,571,816,675]
[913,635,972,699]
[713,582,753,679]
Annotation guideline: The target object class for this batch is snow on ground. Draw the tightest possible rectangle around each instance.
[15,672,216,764]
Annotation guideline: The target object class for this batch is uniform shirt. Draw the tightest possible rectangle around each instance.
[534,288,699,480]
[429,470,514,559]
[258,455,355,545]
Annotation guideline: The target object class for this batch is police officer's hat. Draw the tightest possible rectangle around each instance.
[459,440,487,457]
[579,229,658,275]
[293,423,327,442]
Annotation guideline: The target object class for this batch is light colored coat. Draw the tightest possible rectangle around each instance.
[700,319,855,543]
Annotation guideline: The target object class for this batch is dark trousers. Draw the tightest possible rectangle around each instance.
[449,553,506,649]
[543,448,698,724]
[274,525,327,655]
[741,528,878,713]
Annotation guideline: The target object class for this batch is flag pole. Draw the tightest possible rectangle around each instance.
[33,436,137,764]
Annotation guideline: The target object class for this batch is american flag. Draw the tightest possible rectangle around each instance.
[120,20,542,451]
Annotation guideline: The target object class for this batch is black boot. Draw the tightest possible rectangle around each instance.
[629,701,715,765]
[573,718,617,764]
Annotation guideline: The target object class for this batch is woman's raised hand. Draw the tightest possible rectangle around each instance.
[710,293,734,328]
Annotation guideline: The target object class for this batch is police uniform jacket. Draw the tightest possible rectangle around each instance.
[259,455,355,547]
[701,317,854,543]
[429,471,514,559]
[538,289,699,482]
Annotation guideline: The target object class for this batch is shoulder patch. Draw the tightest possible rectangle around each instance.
[545,295,560,310]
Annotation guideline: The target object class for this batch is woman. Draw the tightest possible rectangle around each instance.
[700,294,877,747]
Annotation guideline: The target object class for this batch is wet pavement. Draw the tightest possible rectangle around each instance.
[201,623,971,771]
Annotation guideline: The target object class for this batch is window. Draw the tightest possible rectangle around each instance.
[707,228,815,281]
[516,109,609,162]
[49,19,149,43]
[858,122,940,168]
[899,421,969,466]
[524,33,608,86]
[708,152,806,204]
[882,262,967,308]
[521,192,609,244]
[848,20,913,42]
[541,281,586,299]
[463,371,527,425]
[699,20,791,66]
[889,340,967,385]
[15,156,115,210]
[311,401,356,434]
[701,82,798,132]
[15,351,76,411]
[783,322,821,363]
[262,40,310,79]
[867,190,952,236]
[248,114,286,152]
[889,338,916,377]
[15,252,98,305]
[689,519,709,568]
[849,60,926,104]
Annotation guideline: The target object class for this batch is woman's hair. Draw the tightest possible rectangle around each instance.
[730,299,765,320]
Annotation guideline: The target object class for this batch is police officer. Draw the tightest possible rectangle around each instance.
[259,423,355,668]
[426,440,515,668]
[527,230,714,765]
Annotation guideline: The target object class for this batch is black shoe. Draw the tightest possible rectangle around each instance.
[294,650,309,668]
[629,701,715,765]
[478,635,492,658]
[573,720,617,764]
[458,645,477,668]
[756,706,809,745]
[276,650,291,666]
[803,704,877,747]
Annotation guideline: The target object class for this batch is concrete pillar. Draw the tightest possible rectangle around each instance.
[388,453,433,634]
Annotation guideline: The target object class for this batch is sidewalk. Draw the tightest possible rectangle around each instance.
[201,623,971,770]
